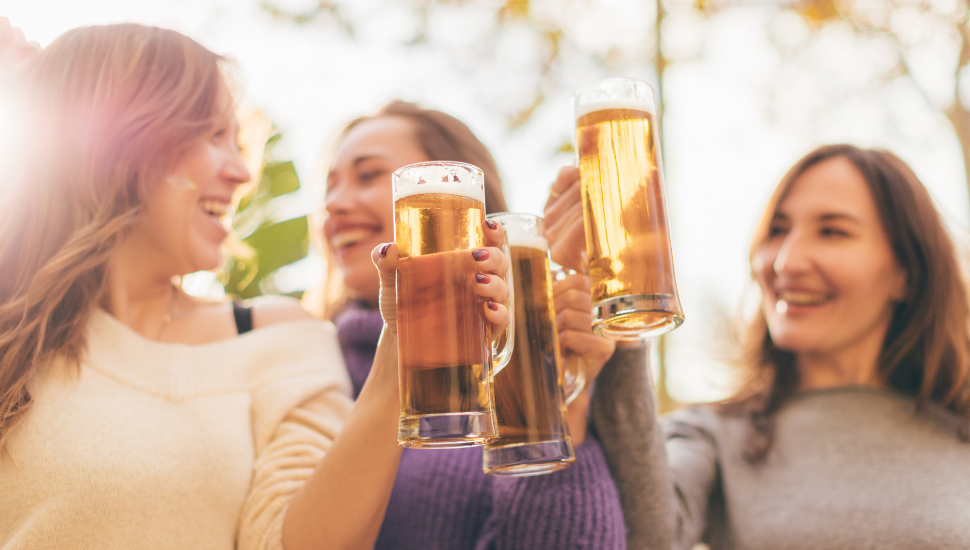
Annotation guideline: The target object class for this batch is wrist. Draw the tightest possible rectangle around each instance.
[566,387,591,445]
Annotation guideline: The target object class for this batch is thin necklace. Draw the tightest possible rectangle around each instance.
[156,284,179,340]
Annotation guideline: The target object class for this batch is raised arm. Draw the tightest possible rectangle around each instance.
[279,222,512,550]
[545,167,719,550]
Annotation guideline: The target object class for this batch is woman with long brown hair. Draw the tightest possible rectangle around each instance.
[306,100,629,549]
[0,23,511,550]
[545,145,970,549]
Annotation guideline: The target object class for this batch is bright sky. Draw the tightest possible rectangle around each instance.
[3,0,969,401]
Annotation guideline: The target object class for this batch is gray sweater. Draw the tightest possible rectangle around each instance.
[590,345,970,550]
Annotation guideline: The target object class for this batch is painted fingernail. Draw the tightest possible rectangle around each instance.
[487,301,499,311]
[379,243,391,258]
[475,274,490,284]
[472,249,489,261]
[485,220,497,230]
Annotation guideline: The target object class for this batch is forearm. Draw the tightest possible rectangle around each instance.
[282,328,403,550]
[590,341,675,550]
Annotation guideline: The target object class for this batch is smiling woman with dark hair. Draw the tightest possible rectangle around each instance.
[546,144,970,550]
[306,100,629,550]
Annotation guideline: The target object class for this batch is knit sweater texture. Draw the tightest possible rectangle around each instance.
[590,346,970,550]
[335,302,626,550]
[1,309,354,550]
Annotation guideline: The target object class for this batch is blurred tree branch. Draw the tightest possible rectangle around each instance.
[261,0,652,133]
[833,0,970,209]
[690,0,970,212]
[261,1,355,36]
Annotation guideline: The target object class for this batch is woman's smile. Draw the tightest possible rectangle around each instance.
[773,287,834,315]
[329,222,383,256]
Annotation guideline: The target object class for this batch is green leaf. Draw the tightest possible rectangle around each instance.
[224,216,310,299]
[261,161,302,198]
[222,141,311,300]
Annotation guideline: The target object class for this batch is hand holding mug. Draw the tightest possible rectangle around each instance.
[543,166,587,272]
[371,219,511,336]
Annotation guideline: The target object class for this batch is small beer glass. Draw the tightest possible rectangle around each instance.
[573,77,685,340]
[483,213,575,476]
[393,161,514,448]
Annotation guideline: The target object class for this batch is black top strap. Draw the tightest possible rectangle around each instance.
[232,301,253,335]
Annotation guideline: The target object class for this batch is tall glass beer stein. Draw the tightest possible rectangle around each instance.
[483,213,575,476]
[393,161,514,448]
[573,77,685,340]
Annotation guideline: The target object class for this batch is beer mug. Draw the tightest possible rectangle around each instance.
[483,213,575,476]
[573,77,685,340]
[393,161,514,448]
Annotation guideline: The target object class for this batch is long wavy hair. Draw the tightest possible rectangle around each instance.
[726,144,970,462]
[305,100,509,320]
[0,24,229,448]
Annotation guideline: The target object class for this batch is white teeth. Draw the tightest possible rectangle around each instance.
[331,228,375,249]
[199,200,229,217]
[776,290,829,308]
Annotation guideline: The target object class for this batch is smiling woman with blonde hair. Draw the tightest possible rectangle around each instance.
[0,22,511,550]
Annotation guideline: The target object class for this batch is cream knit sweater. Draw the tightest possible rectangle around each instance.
[0,309,355,550]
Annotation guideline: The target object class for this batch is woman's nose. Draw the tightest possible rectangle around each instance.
[324,184,354,216]
[224,151,251,187]
[773,230,812,276]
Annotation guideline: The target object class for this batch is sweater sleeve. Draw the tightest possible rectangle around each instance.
[589,343,720,550]
[477,436,627,550]
[661,406,720,550]
[236,368,355,550]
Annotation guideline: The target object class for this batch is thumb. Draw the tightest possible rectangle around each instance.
[371,243,399,331]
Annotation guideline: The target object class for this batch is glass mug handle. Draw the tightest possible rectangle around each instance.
[490,226,515,375]
[561,355,587,404]
[553,266,588,403]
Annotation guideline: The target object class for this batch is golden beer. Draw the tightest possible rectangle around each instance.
[484,214,574,476]
[393,162,510,448]
[574,79,684,340]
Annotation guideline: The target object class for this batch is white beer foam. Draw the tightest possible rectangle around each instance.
[394,181,483,202]
[574,98,655,119]
[394,164,484,202]
[495,215,549,252]
[508,235,549,252]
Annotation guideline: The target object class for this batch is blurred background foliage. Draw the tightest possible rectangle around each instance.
[262,0,970,203]
[222,154,310,299]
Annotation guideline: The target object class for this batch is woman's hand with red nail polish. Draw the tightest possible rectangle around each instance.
[473,219,511,330]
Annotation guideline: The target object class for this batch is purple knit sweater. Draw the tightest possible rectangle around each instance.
[335,302,626,550]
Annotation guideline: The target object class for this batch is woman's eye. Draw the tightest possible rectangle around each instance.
[821,227,849,237]
[768,225,788,238]
[359,170,384,182]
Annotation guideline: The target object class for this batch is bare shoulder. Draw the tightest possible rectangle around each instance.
[250,295,316,329]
